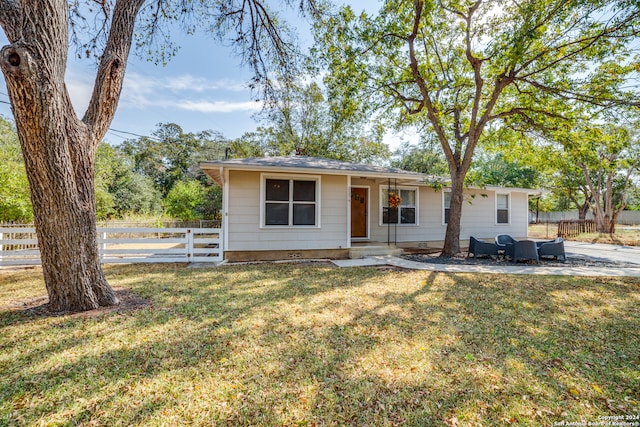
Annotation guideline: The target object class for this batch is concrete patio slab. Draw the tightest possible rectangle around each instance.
[332,241,640,277]
[331,255,640,277]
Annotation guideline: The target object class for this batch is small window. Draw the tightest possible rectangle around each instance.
[264,177,318,227]
[497,194,509,224]
[381,187,417,225]
[443,191,451,224]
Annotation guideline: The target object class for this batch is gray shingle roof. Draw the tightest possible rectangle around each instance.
[199,155,538,193]
[200,156,438,187]
[199,156,425,177]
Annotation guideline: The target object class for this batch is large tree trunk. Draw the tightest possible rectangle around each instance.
[577,202,590,221]
[18,110,117,312]
[0,0,142,312]
[586,170,621,235]
[442,174,465,256]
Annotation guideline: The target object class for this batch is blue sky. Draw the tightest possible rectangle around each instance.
[1,29,277,145]
[0,2,415,150]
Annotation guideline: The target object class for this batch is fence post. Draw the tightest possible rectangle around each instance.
[0,232,3,264]
[186,229,193,263]
[100,231,107,260]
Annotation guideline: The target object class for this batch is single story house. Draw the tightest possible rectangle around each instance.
[200,156,538,262]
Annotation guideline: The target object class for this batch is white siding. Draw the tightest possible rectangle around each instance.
[455,189,528,240]
[226,173,530,250]
[365,183,530,243]
[368,184,444,242]
[226,171,349,251]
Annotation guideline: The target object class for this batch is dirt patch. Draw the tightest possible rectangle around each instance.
[2,287,152,318]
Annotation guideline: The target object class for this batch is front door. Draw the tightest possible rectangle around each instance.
[350,187,368,239]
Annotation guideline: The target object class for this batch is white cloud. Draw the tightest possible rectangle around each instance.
[119,72,253,112]
[176,100,263,113]
[123,72,247,97]
[164,75,247,92]
[65,69,94,115]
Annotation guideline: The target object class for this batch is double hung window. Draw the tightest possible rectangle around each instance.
[443,191,451,224]
[496,193,510,224]
[381,187,418,225]
[264,177,318,226]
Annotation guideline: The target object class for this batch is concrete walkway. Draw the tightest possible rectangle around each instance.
[564,241,640,265]
[332,241,640,277]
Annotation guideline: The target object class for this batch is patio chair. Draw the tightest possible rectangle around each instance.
[535,239,554,249]
[468,236,499,259]
[505,239,539,263]
[537,237,566,262]
[495,234,518,254]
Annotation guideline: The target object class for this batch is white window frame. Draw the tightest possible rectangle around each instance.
[260,173,321,228]
[379,186,419,226]
[442,190,451,225]
[495,192,511,225]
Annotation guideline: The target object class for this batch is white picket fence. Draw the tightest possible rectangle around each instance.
[0,227,223,267]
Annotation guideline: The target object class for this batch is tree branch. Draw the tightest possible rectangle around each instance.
[407,0,453,165]
[463,0,484,144]
[382,82,424,113]
[515,76,640,108]
[489,106,565,122]
[0,0,19,40]
[83,0,145,143]
[516,9,640,78]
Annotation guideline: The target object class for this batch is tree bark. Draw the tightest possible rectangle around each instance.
[583,167,620,235]
[442,173,465,256]
[0,0,142,312]
[577,202,590,221]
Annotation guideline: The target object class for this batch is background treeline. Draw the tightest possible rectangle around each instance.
[0,81,395,224]
[2,107,639,225]
[0,118,231,223]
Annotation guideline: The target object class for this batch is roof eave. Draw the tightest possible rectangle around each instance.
[199,161,426,182]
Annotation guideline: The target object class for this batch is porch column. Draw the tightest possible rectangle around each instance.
[346,175,352,249]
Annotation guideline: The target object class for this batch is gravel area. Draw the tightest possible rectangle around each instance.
[402,252,640,269]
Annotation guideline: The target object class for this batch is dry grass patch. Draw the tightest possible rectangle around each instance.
[529,223,640,246]
[1,263,639,426]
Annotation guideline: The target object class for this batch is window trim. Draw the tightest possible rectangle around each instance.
[495,192,511,225]
[260,173,321,228]
[379,185,419,226]
[442,190,451,225]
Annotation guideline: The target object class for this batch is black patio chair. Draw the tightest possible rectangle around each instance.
[535,239,554,249]
[495,234,518,254]
[537,237,566,262]
[468,236,499,259]
[505,239,539,263]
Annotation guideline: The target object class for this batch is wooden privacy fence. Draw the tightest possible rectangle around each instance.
[557,220,596,238]
[0,227,223,267]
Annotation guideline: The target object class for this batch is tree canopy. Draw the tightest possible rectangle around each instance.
[548,117,640,232]
[314,0,640,255]
[246,81,391,163]
[0,115,32,223]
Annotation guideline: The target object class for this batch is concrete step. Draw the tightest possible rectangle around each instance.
[349,245,403,259]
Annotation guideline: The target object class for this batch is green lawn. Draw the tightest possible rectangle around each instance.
[1,263,639,426]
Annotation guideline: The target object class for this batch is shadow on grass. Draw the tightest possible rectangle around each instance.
[1,263,639,426]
